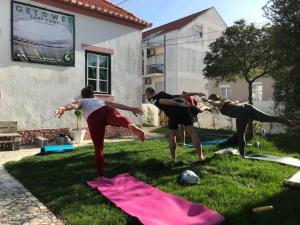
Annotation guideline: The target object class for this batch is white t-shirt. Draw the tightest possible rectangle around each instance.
[79,98,106,119]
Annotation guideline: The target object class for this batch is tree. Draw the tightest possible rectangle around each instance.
[203,20,273,105]
[263,0,300,129]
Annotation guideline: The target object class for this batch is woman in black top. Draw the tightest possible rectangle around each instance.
[203,94,292,156]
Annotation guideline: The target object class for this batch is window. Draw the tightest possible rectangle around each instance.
[220,85,231,99]
[86,52,111,94]
[147,48,156,57]
[252,82,263,101]
[192,25,203,38]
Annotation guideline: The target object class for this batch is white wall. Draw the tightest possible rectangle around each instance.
[142,8,226,96]
[0,0,142,130]
[164,30,180,95]
[143,30,179,95]
[177,7,226,94]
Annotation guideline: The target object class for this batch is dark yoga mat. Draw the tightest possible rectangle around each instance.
[186,138,227,147]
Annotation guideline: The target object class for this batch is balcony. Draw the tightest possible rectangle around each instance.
[144,64,164,76]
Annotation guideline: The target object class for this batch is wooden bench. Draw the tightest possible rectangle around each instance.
[0,121,21,150]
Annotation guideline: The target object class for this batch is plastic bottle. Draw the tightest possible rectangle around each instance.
[255,142,260,148]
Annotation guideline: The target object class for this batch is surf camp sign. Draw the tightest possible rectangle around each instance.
[12,1,75,66]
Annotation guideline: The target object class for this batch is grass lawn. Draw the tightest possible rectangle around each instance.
[4,131,300,225]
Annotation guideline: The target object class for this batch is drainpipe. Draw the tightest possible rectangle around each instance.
[163,35,166,92]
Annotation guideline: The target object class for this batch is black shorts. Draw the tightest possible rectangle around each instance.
[189,106,201,122]
[167,108,193,130]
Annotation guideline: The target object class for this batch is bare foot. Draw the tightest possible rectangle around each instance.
[128,124,146,142]
[198,154,205,162]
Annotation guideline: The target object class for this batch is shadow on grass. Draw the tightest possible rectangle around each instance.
[266,133,300,154]
[224,187,300,225]
[4,142,300,225]
[4,149,181,225]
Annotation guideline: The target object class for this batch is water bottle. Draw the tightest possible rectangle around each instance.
[255,142,260,148]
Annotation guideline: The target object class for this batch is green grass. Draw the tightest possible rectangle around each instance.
[151,126,233,141]
[4,134,300,225]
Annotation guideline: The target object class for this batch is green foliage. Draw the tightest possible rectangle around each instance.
[263,0,300,128]
[74,109,83,130]
[253,121,263,134]
[203,20,274,104]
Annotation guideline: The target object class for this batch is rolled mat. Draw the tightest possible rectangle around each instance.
[87,173,224,225]
[41,144,73,154]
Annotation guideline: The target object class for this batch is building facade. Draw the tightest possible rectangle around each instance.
[141,7,227,101]
[0,0,150,144]
[209,77,275,102]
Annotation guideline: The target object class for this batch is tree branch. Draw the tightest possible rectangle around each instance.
[251,70,269,82]
[244,73,250,83]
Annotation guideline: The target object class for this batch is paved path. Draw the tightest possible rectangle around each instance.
[0,145,64,225]
[0,131,164,225]
[0,166,64,225]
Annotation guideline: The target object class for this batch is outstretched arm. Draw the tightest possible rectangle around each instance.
[173,97,189,104]
[159,99,189,107]
[105,101,142,116]
[232,99,247,103]
[199,105,213,113]
[54,101,81,118]
[179,92,206,98]
[201,97,223,108]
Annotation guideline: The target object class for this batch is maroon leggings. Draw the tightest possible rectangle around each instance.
[87,106,131,177]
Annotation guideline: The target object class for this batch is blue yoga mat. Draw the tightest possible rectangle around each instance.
[185,138,227,147]
[41,144,74,154]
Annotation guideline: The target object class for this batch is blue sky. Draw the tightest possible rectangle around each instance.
[111,0,270,28]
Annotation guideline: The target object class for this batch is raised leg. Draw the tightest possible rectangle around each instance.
[247,104,291,125]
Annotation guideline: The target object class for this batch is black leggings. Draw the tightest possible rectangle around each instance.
[236,104,289,155]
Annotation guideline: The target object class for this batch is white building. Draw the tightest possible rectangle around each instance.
[141,7,226,101]
[0,0,150,144]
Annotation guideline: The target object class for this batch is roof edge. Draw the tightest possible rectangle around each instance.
[143,8,210,38]
[31,0,152,29]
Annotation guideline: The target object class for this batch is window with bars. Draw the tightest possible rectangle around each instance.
[85,52,111,94]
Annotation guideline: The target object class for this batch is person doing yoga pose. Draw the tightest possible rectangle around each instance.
[202,94,292,156]
[55,86,146,178]
[179,91,212,146]
[145,87,206,162]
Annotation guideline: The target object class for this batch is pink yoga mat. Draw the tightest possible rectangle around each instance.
[87,173,224,225]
